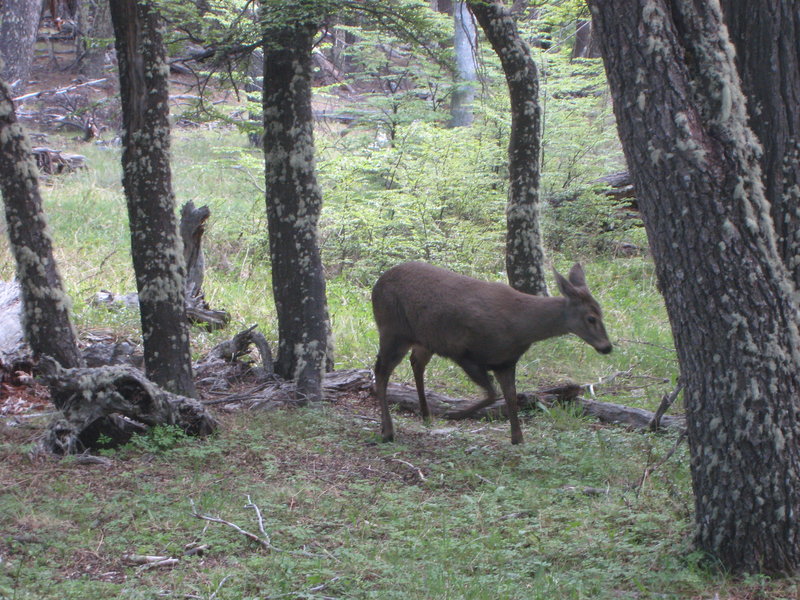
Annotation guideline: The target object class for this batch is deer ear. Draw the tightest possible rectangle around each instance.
[568,263,587,288]
[554,268,578,299]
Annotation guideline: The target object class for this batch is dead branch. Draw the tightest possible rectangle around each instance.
[650,380,684,431]
[389,456,426,481]
[194,325,274,391]
[190,498,324,558]
[12,78,108,103]
[190,499,271,551]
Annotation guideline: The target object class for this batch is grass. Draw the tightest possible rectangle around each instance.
[2,407,796,599]
[1,126,796,598]
[0,409,714,599]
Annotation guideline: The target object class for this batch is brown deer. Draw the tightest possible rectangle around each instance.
[371,262,612,445]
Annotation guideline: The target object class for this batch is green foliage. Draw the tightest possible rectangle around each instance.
[2,409,796,599]
[317,120,507,284]
[543,189,646,256]
[125,424,191,453]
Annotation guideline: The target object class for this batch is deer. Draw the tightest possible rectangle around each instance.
[371,261,612,445]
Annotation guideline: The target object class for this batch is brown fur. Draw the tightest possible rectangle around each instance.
[372,262,612,445]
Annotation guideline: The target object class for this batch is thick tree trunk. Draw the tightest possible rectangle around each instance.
[110,1,197,398]
[467,0,547,295]
[262,19,331,403]
[0,76,83,371]
[589,0,800,574]
[0,0,43,93]
[450,2,477,128]
[720,2,800,289]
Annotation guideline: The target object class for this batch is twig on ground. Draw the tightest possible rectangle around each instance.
[390,456,426,481]
[190,498,326,559]
[123,554,180,570]
[266,576,342,599]
[245,494,270,543]
[190,499,271,550]
[209,574,233,600]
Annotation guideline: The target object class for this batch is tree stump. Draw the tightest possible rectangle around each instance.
[37,357,218,454]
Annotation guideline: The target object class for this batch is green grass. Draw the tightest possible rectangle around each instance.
[2,126,794,598]
[1,409,796,599]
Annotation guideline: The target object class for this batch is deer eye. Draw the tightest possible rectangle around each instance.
[587,316,597,325]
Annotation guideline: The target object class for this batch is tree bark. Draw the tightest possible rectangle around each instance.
[262,9,332,403]
[38,358,217,455]
[467,0,547,295]
[109,0,197,398]
[589,0,800,574]
[719,2,800,289]
[450,2,477,127]
[571,20,601,60]
[0,0,43,93]
[0,76,83,372]
[78,0,114,78]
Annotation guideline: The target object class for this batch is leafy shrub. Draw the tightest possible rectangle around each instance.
[316,121,508,284]
[543,189,646,257]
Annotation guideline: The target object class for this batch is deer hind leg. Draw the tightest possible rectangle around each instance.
[374,336,410,442]
[446,356,498,420]
[494,365,522,445]
[409,345,433,422]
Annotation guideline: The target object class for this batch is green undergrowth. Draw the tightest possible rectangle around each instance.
[4,407,794,599]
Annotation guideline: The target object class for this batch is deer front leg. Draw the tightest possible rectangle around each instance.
[495,365,522,445]
[410,345,433,422]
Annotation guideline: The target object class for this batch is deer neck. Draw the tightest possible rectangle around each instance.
[520,294,571,342]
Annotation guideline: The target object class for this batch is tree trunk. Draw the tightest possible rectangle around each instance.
[0,76,83,372]
[262,14,331,403]
[450,2,477,127]
[571,20,601,60]
[589,0,800,574]
[78,0,114,78]
[0,0,43,93]
[719,2,800,289]
[109,0,197,398]
[467,0,547,295]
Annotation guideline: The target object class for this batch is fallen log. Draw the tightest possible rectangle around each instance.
[379,373,685,432]
[31,147,86,174]
[231,368,685,433]
[37,357,218,454]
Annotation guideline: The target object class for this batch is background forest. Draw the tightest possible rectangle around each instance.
[0,0,796,599]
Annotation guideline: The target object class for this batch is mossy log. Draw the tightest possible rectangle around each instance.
[37,357,218,454]
[377,373,685,432]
